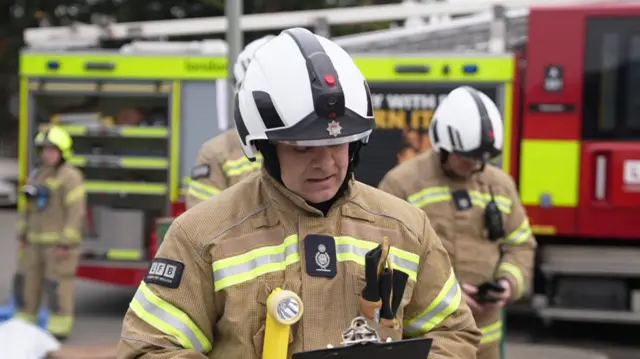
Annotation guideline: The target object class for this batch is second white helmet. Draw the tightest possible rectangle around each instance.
[428,86,503,161]
[233,35,276,88]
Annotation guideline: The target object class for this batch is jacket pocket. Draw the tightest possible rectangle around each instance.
[253,325,266,358]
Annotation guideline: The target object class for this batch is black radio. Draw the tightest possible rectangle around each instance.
[484,186,505,242]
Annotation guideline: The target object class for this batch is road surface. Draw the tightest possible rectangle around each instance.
[0,210,638,357]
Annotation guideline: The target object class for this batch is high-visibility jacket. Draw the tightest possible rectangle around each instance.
[379,150,537,353]
[119,169,481,358]
[18,164,86,245]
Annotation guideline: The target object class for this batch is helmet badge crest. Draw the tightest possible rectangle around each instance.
[327,120,342,137]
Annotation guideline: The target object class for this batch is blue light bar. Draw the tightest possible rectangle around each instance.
[46,60,60,71]
[462,64,478,74]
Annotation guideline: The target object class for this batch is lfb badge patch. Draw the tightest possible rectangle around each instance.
[144,258,185,289]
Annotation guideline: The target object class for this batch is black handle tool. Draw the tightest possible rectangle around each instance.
[391,270,409,316]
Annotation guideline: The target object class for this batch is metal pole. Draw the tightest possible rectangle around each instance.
[225,0,243,130]
[313,17,330,38]
[488,4,507,54]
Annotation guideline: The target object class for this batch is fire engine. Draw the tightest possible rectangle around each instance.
[335,1,640,325]
[521,3,640,325]
[18,0,640,325]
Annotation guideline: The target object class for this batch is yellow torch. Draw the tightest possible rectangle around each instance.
[262,288,304,359]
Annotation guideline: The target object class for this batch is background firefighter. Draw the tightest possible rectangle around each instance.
[185,35,275,209]
[379,86,537,359]
[15,125,86,340]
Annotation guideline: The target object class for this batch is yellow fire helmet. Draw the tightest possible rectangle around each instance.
[34,125,73,160]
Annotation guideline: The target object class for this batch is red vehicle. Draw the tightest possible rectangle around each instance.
[513,3,640,324]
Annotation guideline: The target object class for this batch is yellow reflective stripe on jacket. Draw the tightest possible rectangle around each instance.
[479,320,503,344]
[408,186,512,213]
[213,235,300,291]
[497,262,525,298]
[28,232,61,243]
[468,190,512,214]
[212,235,421,291]
[130,282,212,353]
[503,219,532,245]
[407,186,451,208]
[403,271,462,336]
[187,180,221,200]
[65,185,85,204]
[222,154,262,177]
[63,226,82,242]
[334,236,420,281]
[44,177,61,189]
[107,249,143,260]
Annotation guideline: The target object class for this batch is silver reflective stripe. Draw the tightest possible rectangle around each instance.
[480,320,503,344]
[408,188,450,207]
[223,162,257,175]
[468,191,512,213]
[223,157,262,176]
[404,275,460,335]
[335,243,419,276]
[189,181,220,196]
[494,197,512,212]
[213,241,299,281]
[505,228,530,245]
[188,185,215,199]
[504,220,532,245]
[388,253,419,275]
[133,290,208,353]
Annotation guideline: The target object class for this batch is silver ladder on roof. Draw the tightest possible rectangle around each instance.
[332,0,631,53]
[333,6,528,54]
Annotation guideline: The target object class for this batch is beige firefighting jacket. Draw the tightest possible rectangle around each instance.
[185,129,262,209]
[379,150,537,346]
[119,169,481,359]
[17,164,86,245]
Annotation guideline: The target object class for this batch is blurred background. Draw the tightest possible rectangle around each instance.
[2,0,640,358]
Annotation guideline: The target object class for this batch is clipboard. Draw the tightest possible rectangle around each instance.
[292,337,433,359]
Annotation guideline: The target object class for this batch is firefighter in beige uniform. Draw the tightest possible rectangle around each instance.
[185,129,262,208]
[119,29,481,358]
[15,126,86,340]
[185,35,275,209]
[379,86,537,359]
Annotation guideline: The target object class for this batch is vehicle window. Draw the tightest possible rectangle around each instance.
[625,35,640,130]
[598,33,619,132]
[583,17,640,140]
